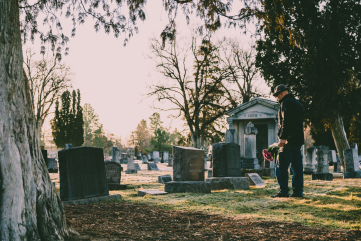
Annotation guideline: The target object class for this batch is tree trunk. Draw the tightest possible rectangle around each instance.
[330,113,350,170]
[0,1,77,240]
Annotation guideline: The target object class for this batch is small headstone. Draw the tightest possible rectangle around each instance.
[65,143,73,149]
[150,151,160,163]
[343,148,361,178]
[112,147,120,163]
[148,163,159,171]
[212,142,242,177]
[134,163,141,171]
[167,154,173,167]
[47,158,58,173]
[334,162,342,173]
[126,148,137,174]
[138,189,167,197]
[163,151,169,163]
[104,161,126,190]
[225,129,236,143]
[158,175,172,184]
[173,146,205,181]
[58,147,109,201]
[142,155,148,164]
[245,173,265,186]
[304,147,317,174]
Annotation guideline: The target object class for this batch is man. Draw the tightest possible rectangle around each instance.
[271,85,304,198]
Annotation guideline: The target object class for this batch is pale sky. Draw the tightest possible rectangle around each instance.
[24,0,273,143]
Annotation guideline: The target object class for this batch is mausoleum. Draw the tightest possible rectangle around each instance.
[225,97,279,161]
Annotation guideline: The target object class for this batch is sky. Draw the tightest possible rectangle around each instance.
[24,0,273,144]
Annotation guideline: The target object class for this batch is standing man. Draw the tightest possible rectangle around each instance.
[271,85,304,198]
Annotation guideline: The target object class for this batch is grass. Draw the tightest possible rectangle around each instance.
[51,162,361,231]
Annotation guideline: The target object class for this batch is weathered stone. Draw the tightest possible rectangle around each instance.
[212,142,242,177]
[304,147,317,174]
[104,161,122,184]
[344,148,359,172]
[142,155,148,164]
[47,158,58,173]
[168,154,173,167]
[225,129,236,143]
[164,181,211,193]
[138,189,167,197]
[58,147,109,201]
[150,151,160,163]
[334,162,342,173]
[148,163,159,171]
[312,173,333,181]
[126,148,137,173]
[205,177,250,190]
[112,146,120,163]
[158,175,172,184]
[173,146,205,181]
[246,173,265,186]
[243,122,260,169]
[62,194,122,205]
[315,146,330,173]
[134,163,141,171]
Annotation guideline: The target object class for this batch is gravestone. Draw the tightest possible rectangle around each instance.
[165,146,210,193]
[58,147,110,201]
[172,146,204,181]
[112,147,120,163]
[343,148,361,178]
[142,155,148,164]
[125,148,137,174]
[312,146,333,181]
[212,142,242,177]
[304,147,317,174]
[163,151,169,163]
[121,153,128,164]
[150,151,160,163]
[225,129,236,143]
[167,154,173,167]
[158,175,172,184]
[134,163,141,171]
[148,163,159,171]
[41,149,48,164]
[138,189,167,197]
[104,161,126,190]
[246,173,265,186]
[209,154,213,168]
[242,122,260,170]
[47,158,58,173]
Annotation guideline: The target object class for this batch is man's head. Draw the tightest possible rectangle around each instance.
[273,84,289,101]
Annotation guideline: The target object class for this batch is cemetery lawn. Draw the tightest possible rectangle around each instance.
[53,163,361,240]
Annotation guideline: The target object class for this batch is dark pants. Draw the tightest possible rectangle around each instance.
[276,144,303,195]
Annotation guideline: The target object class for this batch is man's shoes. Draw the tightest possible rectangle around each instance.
[270,193,289,198]
[290,193,303,198]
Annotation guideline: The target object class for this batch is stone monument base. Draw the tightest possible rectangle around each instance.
[63,194,122,205]
[125,169,137,174]
[343,170,361,179]
[303,168,316,175]
[108,184,127,190]
[312,173,333,181]
[241,169,263,177]
[164,181,211,193]
[205,177,250,190]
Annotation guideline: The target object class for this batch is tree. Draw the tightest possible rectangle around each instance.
[147,34,237,148]
[131,119,150,154]
[23,49,73,137]
[51,90,84,148]
[256,0,361,168]
[150,128,172,157]
[83,103,100,146]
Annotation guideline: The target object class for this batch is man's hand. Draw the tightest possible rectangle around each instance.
[279,139,287,147]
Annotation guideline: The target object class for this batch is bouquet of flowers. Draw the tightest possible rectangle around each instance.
[262,143,280,162]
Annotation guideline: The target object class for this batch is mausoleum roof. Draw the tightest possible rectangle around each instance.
[225,97,279,117]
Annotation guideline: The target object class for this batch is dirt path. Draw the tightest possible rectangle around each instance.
[64,202,361,240]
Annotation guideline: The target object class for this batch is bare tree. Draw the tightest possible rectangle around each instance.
[147,34,237,148]
[24,49,73,136]
[222,40,265,103]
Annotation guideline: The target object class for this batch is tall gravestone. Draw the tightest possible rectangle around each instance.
[112,147,120,163]
[343,148,361,178]
[150,151,160,163]
[206,142,250,190]
[125,148,137,174]
[104,161,126,190]
[58,147,109,201]
[242,122,260,170]
[165,146,211,193]
[168,154,173,167]
[163,151,169,163]
[304,147,317,174]
[312,146,333,181]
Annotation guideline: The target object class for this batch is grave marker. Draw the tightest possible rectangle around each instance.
[173,146,204,181]
[246,173,265,186]
[134,163,141,171]
[47,158,58,173]
[158,175,172,184]
[212,142,242,177]
[104,161,126,190]
[126,148,137,174]
[148,163,159,171]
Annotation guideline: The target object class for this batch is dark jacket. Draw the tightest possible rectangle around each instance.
[277,93,304,145]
